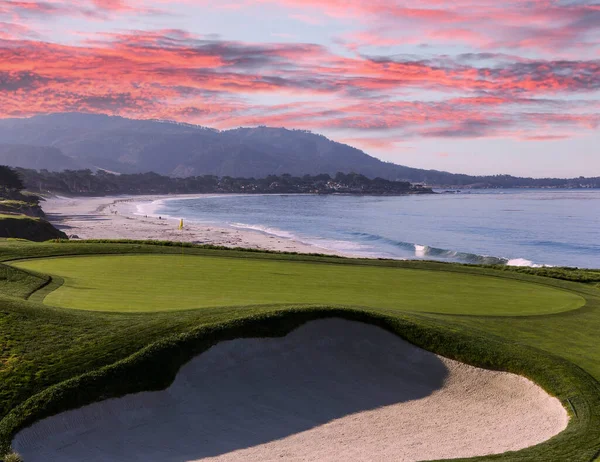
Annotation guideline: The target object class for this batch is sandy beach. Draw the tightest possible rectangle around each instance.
[42,195,345,256]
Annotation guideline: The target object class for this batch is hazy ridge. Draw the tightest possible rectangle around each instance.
[0,113,598,188]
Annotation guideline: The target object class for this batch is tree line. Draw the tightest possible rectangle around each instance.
[16,169,431,196]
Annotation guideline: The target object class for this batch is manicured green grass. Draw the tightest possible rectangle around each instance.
[12,254,584,315]
[0,240,599,461]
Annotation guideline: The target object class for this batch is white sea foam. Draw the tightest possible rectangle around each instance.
[230,223,374,256]
[132,195,232,219]
[506,258,545,268]
[134,199,166,218]
[414,243,549,267]
[124,196,560,267]
[303,238,377,256]
[230,223,297,240]
[414,245,427,258]
[414,245,460,260]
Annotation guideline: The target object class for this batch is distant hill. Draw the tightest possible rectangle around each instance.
[0,113,410,179]
[0,144,84,171]
[0,113,598,188]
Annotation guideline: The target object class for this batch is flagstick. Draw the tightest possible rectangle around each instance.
[179,218,184,264]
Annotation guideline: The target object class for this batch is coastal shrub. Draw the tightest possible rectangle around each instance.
[483,264,600,284]
[2,452,23,462]
[0,216,67,242]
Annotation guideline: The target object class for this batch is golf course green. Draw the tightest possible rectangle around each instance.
[12,254,584,314]
[0,240,599,461]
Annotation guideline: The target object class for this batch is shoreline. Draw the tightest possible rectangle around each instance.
[42,194,350,257]
[40,194,576,268]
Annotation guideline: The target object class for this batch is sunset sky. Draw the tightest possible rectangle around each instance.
[1,0,599,177]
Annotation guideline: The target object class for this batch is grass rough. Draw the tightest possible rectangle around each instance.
[0,240,599,460]
[1,308,599,461]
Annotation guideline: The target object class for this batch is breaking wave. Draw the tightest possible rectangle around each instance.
[129,199,549,267]
[348,232,545,267]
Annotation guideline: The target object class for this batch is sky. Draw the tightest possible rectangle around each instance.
[1,0,599,177]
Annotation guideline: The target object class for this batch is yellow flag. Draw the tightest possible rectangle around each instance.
[179,219,184,230]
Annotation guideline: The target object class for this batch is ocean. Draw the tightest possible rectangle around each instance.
[140,189,600,268]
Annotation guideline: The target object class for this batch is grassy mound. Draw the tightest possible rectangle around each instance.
[0,215,66,242]
[0,200,44,218]
[0,240,599,460]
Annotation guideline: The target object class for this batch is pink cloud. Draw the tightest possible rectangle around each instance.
[0,21,38,39]
[1,2,600,145]
[255,0,600,53]
[0,0,163,19]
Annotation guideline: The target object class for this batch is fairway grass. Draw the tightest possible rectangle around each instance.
[12,254,585,315]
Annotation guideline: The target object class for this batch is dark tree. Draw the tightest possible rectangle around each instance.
[0,165,25,192]
[15,167,432,196]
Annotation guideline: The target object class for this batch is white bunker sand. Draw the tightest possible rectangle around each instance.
[13,319,568,462]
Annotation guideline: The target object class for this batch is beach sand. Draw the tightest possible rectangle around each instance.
[43,195,345,256]
[13,319,568,462]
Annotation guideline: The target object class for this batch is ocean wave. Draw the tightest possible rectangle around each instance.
[307,239,382,257]
[132,195,232,218]
[347,232,545,267]
[126,207,549,267]
[230,223,297,240]
[231,223,373,255]
[413,244,509,265]
[528,240,600,253]
[506,258,544,268]
[348,232,416,251]
[134,199,167,218]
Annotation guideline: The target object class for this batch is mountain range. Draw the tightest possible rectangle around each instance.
[0,113,597,188]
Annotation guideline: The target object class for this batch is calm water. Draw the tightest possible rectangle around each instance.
[144,190,600,268]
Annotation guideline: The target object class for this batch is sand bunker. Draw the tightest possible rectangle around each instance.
[13,319,568,462]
